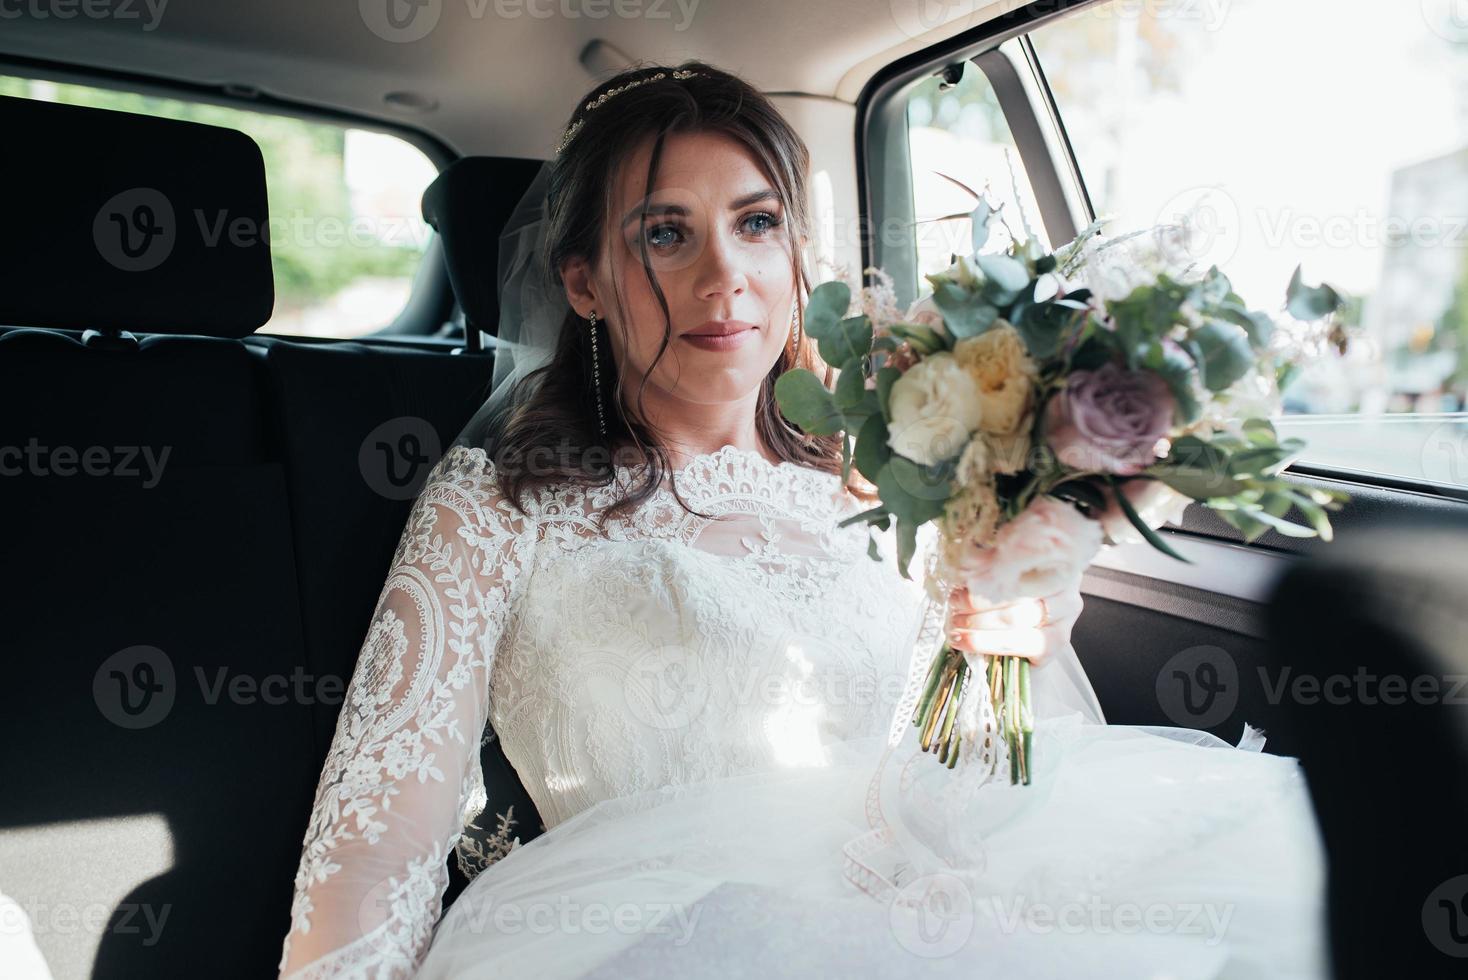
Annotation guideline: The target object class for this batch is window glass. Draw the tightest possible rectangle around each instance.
[0,75,438,339]
[1030,1,1468,486]
[905,61,1049,292]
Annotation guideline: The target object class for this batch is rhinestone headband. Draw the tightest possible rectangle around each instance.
[554,69,702,157]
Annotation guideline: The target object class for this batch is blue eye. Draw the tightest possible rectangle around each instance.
[644,223,684,249]
[742,211,781,236]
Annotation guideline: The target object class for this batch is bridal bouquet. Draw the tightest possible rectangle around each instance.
[775,188,1349,785]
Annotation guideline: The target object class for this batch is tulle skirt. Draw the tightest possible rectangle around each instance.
[415,712,1329,979]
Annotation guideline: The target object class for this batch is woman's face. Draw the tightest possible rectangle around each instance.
[560,129,799,419]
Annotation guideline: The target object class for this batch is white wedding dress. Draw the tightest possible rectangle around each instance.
[277,443,1329,980]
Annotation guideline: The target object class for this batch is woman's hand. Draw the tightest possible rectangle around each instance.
[945,577,1084,668]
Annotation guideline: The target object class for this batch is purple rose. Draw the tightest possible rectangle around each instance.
[1044,362,1174,475]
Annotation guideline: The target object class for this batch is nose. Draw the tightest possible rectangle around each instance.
[692,221,749,303]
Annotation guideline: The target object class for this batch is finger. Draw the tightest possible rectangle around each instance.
[950,587,1044,619]
[950,597,1047,631]
[948,625,1049,665]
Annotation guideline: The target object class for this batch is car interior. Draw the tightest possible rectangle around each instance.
[1,1,1465,978]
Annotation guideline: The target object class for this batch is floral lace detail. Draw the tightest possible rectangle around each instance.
[279,446,540,979]
[279,442,936,978]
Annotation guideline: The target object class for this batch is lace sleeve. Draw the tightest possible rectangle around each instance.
[277,446,538,979]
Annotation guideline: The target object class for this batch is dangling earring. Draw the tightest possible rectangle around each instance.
[788,303,800,353]
[588,311,608,438]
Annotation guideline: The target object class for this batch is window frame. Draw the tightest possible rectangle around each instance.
[0,51,459,347]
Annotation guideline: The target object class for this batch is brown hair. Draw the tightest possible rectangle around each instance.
[485,60,875,529]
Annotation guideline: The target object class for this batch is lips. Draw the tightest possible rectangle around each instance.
[685,320,757,338]
[681,320,758,352]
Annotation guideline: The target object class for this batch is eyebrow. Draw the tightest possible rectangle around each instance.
[620,188,780,228]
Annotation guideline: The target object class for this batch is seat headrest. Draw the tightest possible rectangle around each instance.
[0,95,274,339]
[421,156,545,342]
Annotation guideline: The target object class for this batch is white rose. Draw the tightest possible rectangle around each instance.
[1099,479,1192,545]
[903,293,949,340]
[886,352,984,466]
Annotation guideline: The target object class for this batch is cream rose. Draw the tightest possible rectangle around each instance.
[886,352,984,466]
[952,323,1038,437]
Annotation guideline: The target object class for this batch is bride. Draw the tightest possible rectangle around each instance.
[276,62,1328,979]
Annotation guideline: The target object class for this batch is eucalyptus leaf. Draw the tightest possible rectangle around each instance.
[1192,319,1254,392]
[804,281,851,338]
[1241,417,1277,445]
[875,366,901,421]
[1215,301,1275,348]
[971,198,995,254]
[1213,505,1273,543]
[835,361,868,412]
[854,411,891,482]
[877,457,951,526]
[894,516,920,581]
[976,254,1030,306]
[817,314,874,367]
[773,369,844,436]
[1286,265,1345,321]
[931,281,998,339]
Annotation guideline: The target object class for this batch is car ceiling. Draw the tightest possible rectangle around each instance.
[0,0,1018,157]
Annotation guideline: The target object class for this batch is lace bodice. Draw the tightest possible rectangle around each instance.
[277,443,944,979]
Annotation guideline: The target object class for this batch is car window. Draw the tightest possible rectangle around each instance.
[1028,0,1468,489]
[904,60,1049,292]
[0,75,438,340]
